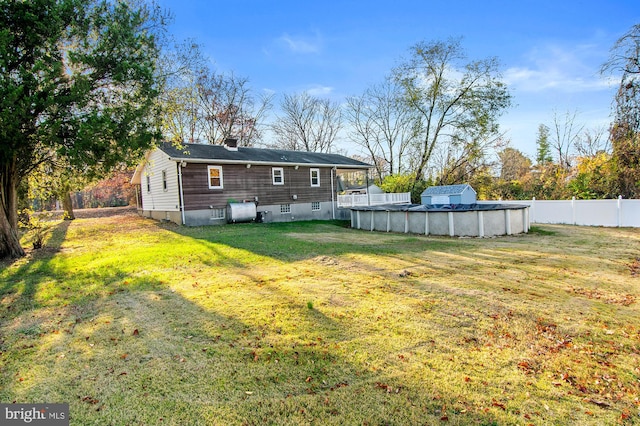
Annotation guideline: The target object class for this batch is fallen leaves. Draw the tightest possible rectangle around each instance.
[568,286,635,306]
[491,399,506,410]
[583,398,611,408]
[375,382,402,394]
[627,257,640,277]
[80,396,99,405]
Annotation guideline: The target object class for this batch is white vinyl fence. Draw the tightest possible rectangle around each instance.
[479,197,640,227]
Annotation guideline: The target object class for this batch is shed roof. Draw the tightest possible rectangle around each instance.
[158,142,372,168]
[422,184,476,196]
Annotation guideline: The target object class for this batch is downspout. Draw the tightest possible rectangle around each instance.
[366,169,371,206]
[177,161,186,225]
[331,167,336,219]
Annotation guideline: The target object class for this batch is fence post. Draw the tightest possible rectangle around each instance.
[571,196,576,225]
[531,197,536,223]
[618,195,622,227]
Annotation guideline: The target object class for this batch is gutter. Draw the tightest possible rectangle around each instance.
[331,167,336,219]
[167,156,371,170]
[177,161,186,225]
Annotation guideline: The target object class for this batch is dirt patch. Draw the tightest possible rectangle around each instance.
[286,231,408,245]
[312,255,340,266]
[37,206,137,220]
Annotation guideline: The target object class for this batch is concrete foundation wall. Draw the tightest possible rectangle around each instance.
[140,209,182,224]
[257,202,334,223]
[350,207,529,237]
[140,201,337,226]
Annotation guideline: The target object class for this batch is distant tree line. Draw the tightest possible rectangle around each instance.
[30,171,136,210]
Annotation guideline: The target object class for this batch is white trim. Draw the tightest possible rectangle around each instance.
[272,167,284,185]
[310,168,320,187]
[207,165,224,189]
[162,170,168,191]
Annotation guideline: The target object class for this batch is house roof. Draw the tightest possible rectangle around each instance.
[158,142,372,169]
[422,184,476,196]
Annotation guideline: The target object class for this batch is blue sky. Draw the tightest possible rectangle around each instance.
[156,0,639,158]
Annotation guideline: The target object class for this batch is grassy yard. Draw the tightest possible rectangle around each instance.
[1,212,639,425]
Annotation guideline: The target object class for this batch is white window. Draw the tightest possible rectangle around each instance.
[162,170,168,191]
[311,201,320,211]
[207,165,223,189]
[310,168,320,187]
[272,167,284,185]
[146,175,151,192]
[280,204,291,214]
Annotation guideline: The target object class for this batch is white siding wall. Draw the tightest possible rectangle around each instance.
[140,149,180,211]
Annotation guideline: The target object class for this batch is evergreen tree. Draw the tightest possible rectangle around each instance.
[0,0,163,258]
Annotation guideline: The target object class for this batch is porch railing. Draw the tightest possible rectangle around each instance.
[337,192,411,208]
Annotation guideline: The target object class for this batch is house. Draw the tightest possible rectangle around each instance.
[420,184,477,205]
[131,139,372,226]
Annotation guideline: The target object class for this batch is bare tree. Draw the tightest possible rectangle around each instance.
[197,71,272,146]
[271,92,342,152]
[550,110,584,169]
[574,126,610,157]
[430,133,507,185]
[155,38,207,144]
[392,38,512,184]
[345,79,420,180]
[160,85,201,144]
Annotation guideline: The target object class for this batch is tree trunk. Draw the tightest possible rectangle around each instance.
[62,191,75,220]
[0,162,26,259]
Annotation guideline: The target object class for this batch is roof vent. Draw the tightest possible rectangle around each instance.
[224,138,238,151]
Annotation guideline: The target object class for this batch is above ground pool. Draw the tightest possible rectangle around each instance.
[349,203,530,237]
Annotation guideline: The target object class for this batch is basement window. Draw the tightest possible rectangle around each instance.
[280,204,291,214]
[312,201,320,211]
[272,167,284,185]
[208,165,224,189]
[211,208,225,220]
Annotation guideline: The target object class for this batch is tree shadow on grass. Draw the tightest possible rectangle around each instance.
[0,220,73,319]
[0,216,520,424]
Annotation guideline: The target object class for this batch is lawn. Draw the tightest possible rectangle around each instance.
[1,212,639,425]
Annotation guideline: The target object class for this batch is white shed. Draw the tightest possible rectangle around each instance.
[421,184,477,205]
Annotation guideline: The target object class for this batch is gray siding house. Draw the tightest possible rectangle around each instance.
[421,184,477,205]
[131,140,371,226]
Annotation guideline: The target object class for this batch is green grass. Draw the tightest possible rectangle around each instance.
[1,214,639,425]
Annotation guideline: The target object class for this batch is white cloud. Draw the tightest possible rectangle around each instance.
[306,85,334,96]
[504,43,614,94]
[278,32,322,54]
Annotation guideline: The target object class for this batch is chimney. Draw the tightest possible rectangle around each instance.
[224,138,238,151]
